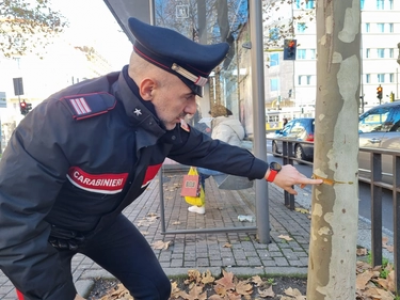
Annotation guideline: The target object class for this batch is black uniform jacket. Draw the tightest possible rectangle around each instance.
[0,67,268,299]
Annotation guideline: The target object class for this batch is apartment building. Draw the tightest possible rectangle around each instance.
[263,0,400,112]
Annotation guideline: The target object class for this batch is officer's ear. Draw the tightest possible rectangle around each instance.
[139,78,157,101]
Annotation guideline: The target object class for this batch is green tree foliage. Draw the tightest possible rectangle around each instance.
[0,0,67,57]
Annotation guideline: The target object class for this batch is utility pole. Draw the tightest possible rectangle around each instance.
[307,1,360,299]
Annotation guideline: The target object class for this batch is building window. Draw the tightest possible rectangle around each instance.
[376,0,384,9]
[269,53,280,67]
[389,23,394,32]
[269,28,280,41]
[366,49,370,58]
[390,74,394,83]
[297,23,307,33]
[377,23,384,33]
[294,49,316,60]
[297,49,306,60]
[270,78,279,92]
[360,0,365,9]
[365,23,370,32]
[377,49,385,58]
[298,75,313,86]
[306,0,315,9]
[296,0,315,9]
[377,74,385,83]
[389,48,394,58]
[388,0,393,9]
[308,49,316,60]
[366,74,370,83]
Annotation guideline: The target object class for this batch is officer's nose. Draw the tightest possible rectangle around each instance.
[184,99,197,115]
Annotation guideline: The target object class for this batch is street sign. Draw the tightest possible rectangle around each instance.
[0,92,6,108]
[13,77,24,96]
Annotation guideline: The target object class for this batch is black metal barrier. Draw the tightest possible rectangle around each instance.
[269,137,400,293]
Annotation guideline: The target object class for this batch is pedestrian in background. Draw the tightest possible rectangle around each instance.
[283,117,289,127]
[189,104,245,215]
[0,17,322,300]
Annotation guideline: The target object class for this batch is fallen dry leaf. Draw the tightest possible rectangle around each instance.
[277,235,293,241]
[201,270,215,284]
[258,285,275,298]
[172,221,181,225]
[186,269,202,284]
[387,269,395,292]
[223,243,232,248]
[235,280,253,300]
[208,294,223,300]
[170,281,181,299]
[215,269,236,291]
[356,247,368,256]
[251,275,265,287]
[374,286,396,300]
[213,284,227,297]
[226,290,242,300]
[382,237,394,252]
[284,287,305,300]
[99,283,133,300]
[356,270,374,290]
[152,240,172,250]
[178,284,207,300]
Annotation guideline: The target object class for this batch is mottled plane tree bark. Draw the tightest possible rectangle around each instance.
[306,0,361,299]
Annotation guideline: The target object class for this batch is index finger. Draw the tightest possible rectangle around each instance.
[299,178,323,185]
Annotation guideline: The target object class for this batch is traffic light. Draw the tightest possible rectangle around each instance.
[376,85,383,100]
[20,101,32,115]
[283,39,297,60]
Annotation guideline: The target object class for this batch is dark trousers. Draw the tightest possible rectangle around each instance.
[58,214,171,300]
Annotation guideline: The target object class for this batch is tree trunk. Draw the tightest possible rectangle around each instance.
[306,1,361,299]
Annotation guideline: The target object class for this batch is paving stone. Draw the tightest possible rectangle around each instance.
[269,251,284,257]
[274,257,289,267]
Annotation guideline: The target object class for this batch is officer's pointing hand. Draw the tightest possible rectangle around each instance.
[265,164,323,195]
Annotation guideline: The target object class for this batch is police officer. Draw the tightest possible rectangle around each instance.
[0,18,322,300]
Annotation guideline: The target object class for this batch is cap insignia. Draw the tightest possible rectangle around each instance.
[171,63,208,87]
[134,108,142,116]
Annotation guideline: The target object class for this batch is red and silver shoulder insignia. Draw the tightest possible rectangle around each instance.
[69,97,92,115]
[61,92,116,120]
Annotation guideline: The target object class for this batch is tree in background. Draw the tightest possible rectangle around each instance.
[262,0,315,50]
[0,0,67,58]
[307,0,360,299]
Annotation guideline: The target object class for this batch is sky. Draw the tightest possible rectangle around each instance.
[50,0,133,69]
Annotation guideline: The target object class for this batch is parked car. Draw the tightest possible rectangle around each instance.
[270,118,315,161]
[358,101,400,183]
[269,102,400,184]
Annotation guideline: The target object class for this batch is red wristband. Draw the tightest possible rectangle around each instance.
[267,169,278,182]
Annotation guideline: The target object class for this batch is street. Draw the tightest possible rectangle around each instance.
[265,140,394,232]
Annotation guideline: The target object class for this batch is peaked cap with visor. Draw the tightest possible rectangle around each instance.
[128,17,230,97]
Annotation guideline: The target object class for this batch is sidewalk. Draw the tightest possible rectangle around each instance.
[0,170,393,299]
